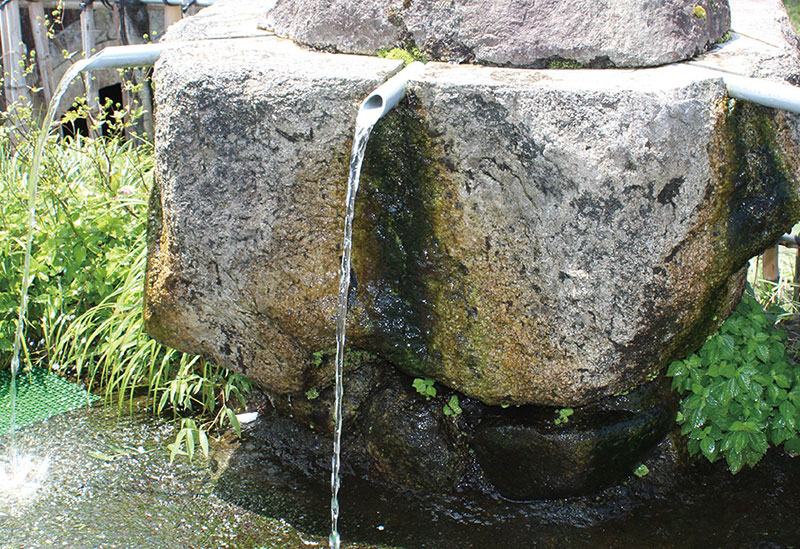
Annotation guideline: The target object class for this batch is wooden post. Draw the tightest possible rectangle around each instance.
[794,247,800,303]
[0,0,30,107]
[763,243,780,284]
[27,2,53,105]
[80,1,98,133]
[163,4,182,28]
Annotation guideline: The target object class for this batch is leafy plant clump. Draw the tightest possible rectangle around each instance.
[667,293,800,473]
[1,108,250,461]
[554,407,574,425]
[443,394,462,416]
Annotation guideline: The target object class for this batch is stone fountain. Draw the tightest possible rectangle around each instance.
[144,0,800,498]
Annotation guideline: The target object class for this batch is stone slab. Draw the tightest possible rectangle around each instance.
[261,0,730,68]
[145,0,800,405]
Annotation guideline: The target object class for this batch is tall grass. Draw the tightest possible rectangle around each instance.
[1,118,250,460]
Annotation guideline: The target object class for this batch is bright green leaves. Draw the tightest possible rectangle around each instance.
[412,377,437,400]
[633,463,649,478]
[412,378,464,417]
[443,395,462,417]
[167,418,210,463]
[699,435,716,461]
[668,293,800,473]
[554,407,574,425]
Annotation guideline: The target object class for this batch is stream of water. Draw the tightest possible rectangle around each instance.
[1,58,91,501]
[329,106,381,549]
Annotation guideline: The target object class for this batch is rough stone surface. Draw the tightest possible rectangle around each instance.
[262,0,730,68]
[162,0,274,42]
[146,0,800,408]
[145,36,403,393]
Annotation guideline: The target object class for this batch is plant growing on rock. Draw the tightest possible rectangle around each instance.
[412,377,436,400]
[443,395,462,417]
[667,293,800,473]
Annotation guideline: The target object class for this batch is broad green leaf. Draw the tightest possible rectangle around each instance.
[700,436,716,460]
[755,344,770,363]
[784,436,800,456]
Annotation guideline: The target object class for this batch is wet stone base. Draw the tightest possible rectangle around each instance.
[218,415,800,548]
[259,353,677,500]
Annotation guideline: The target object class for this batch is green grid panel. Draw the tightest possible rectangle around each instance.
[0,369,99,434]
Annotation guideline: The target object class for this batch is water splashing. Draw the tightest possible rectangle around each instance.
[0,450,50,511]
[2,58,92,504]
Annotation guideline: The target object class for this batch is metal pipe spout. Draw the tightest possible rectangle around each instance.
[81,43,166,71]
[357,61,425,128]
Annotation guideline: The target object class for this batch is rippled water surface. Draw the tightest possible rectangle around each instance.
[0,403,338,548]
[1,401,799,548]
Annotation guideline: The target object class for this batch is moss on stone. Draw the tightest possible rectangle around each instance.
[354,98,495,386]
[546,58,584,70]
[658,99,800,372]
[377,46,427,66]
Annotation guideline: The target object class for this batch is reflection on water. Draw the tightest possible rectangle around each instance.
[1,398,799,548]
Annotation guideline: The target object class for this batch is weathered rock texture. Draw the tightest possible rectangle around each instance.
[147,0,800,408]
[258,354,677,499]
[261,0,731,68]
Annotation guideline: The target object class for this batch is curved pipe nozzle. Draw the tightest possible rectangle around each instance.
[81,43,166,72]
[357,61,426,127]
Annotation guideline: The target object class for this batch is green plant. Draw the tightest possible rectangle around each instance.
[412,377,436,400]
[377,46,426,65]
[1,107,250,461]
[667,293,800,473]
[692,5,707,18]
[443,394,462,416]
[547,59,583,70]
[633,463,650,478]
[716,30,733,44]
[554,407,574,425]
[305,388,319,400]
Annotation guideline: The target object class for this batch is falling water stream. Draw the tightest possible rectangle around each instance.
[329,103,382,549]
[1,58,92,501]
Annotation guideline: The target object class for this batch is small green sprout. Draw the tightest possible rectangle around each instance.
[633,464,650,478]
[554,408,574,425]
[443,395,462,416]
[412,377,437,400]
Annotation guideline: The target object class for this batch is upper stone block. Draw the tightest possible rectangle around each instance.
[261,0,731,68]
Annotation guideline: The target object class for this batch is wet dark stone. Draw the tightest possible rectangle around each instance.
[360,376,465,491]
[267,355,466,492]
[264,358,677,499]
[471,378,676,500]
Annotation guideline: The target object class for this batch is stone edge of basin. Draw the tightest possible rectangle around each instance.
[259,0,731,69]
[159,0,800,88]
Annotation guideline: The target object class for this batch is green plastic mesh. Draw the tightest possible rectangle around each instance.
[0,369,99,434]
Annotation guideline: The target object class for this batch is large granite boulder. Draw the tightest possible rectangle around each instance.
[146,0,800,410]
[261,0,731,68]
